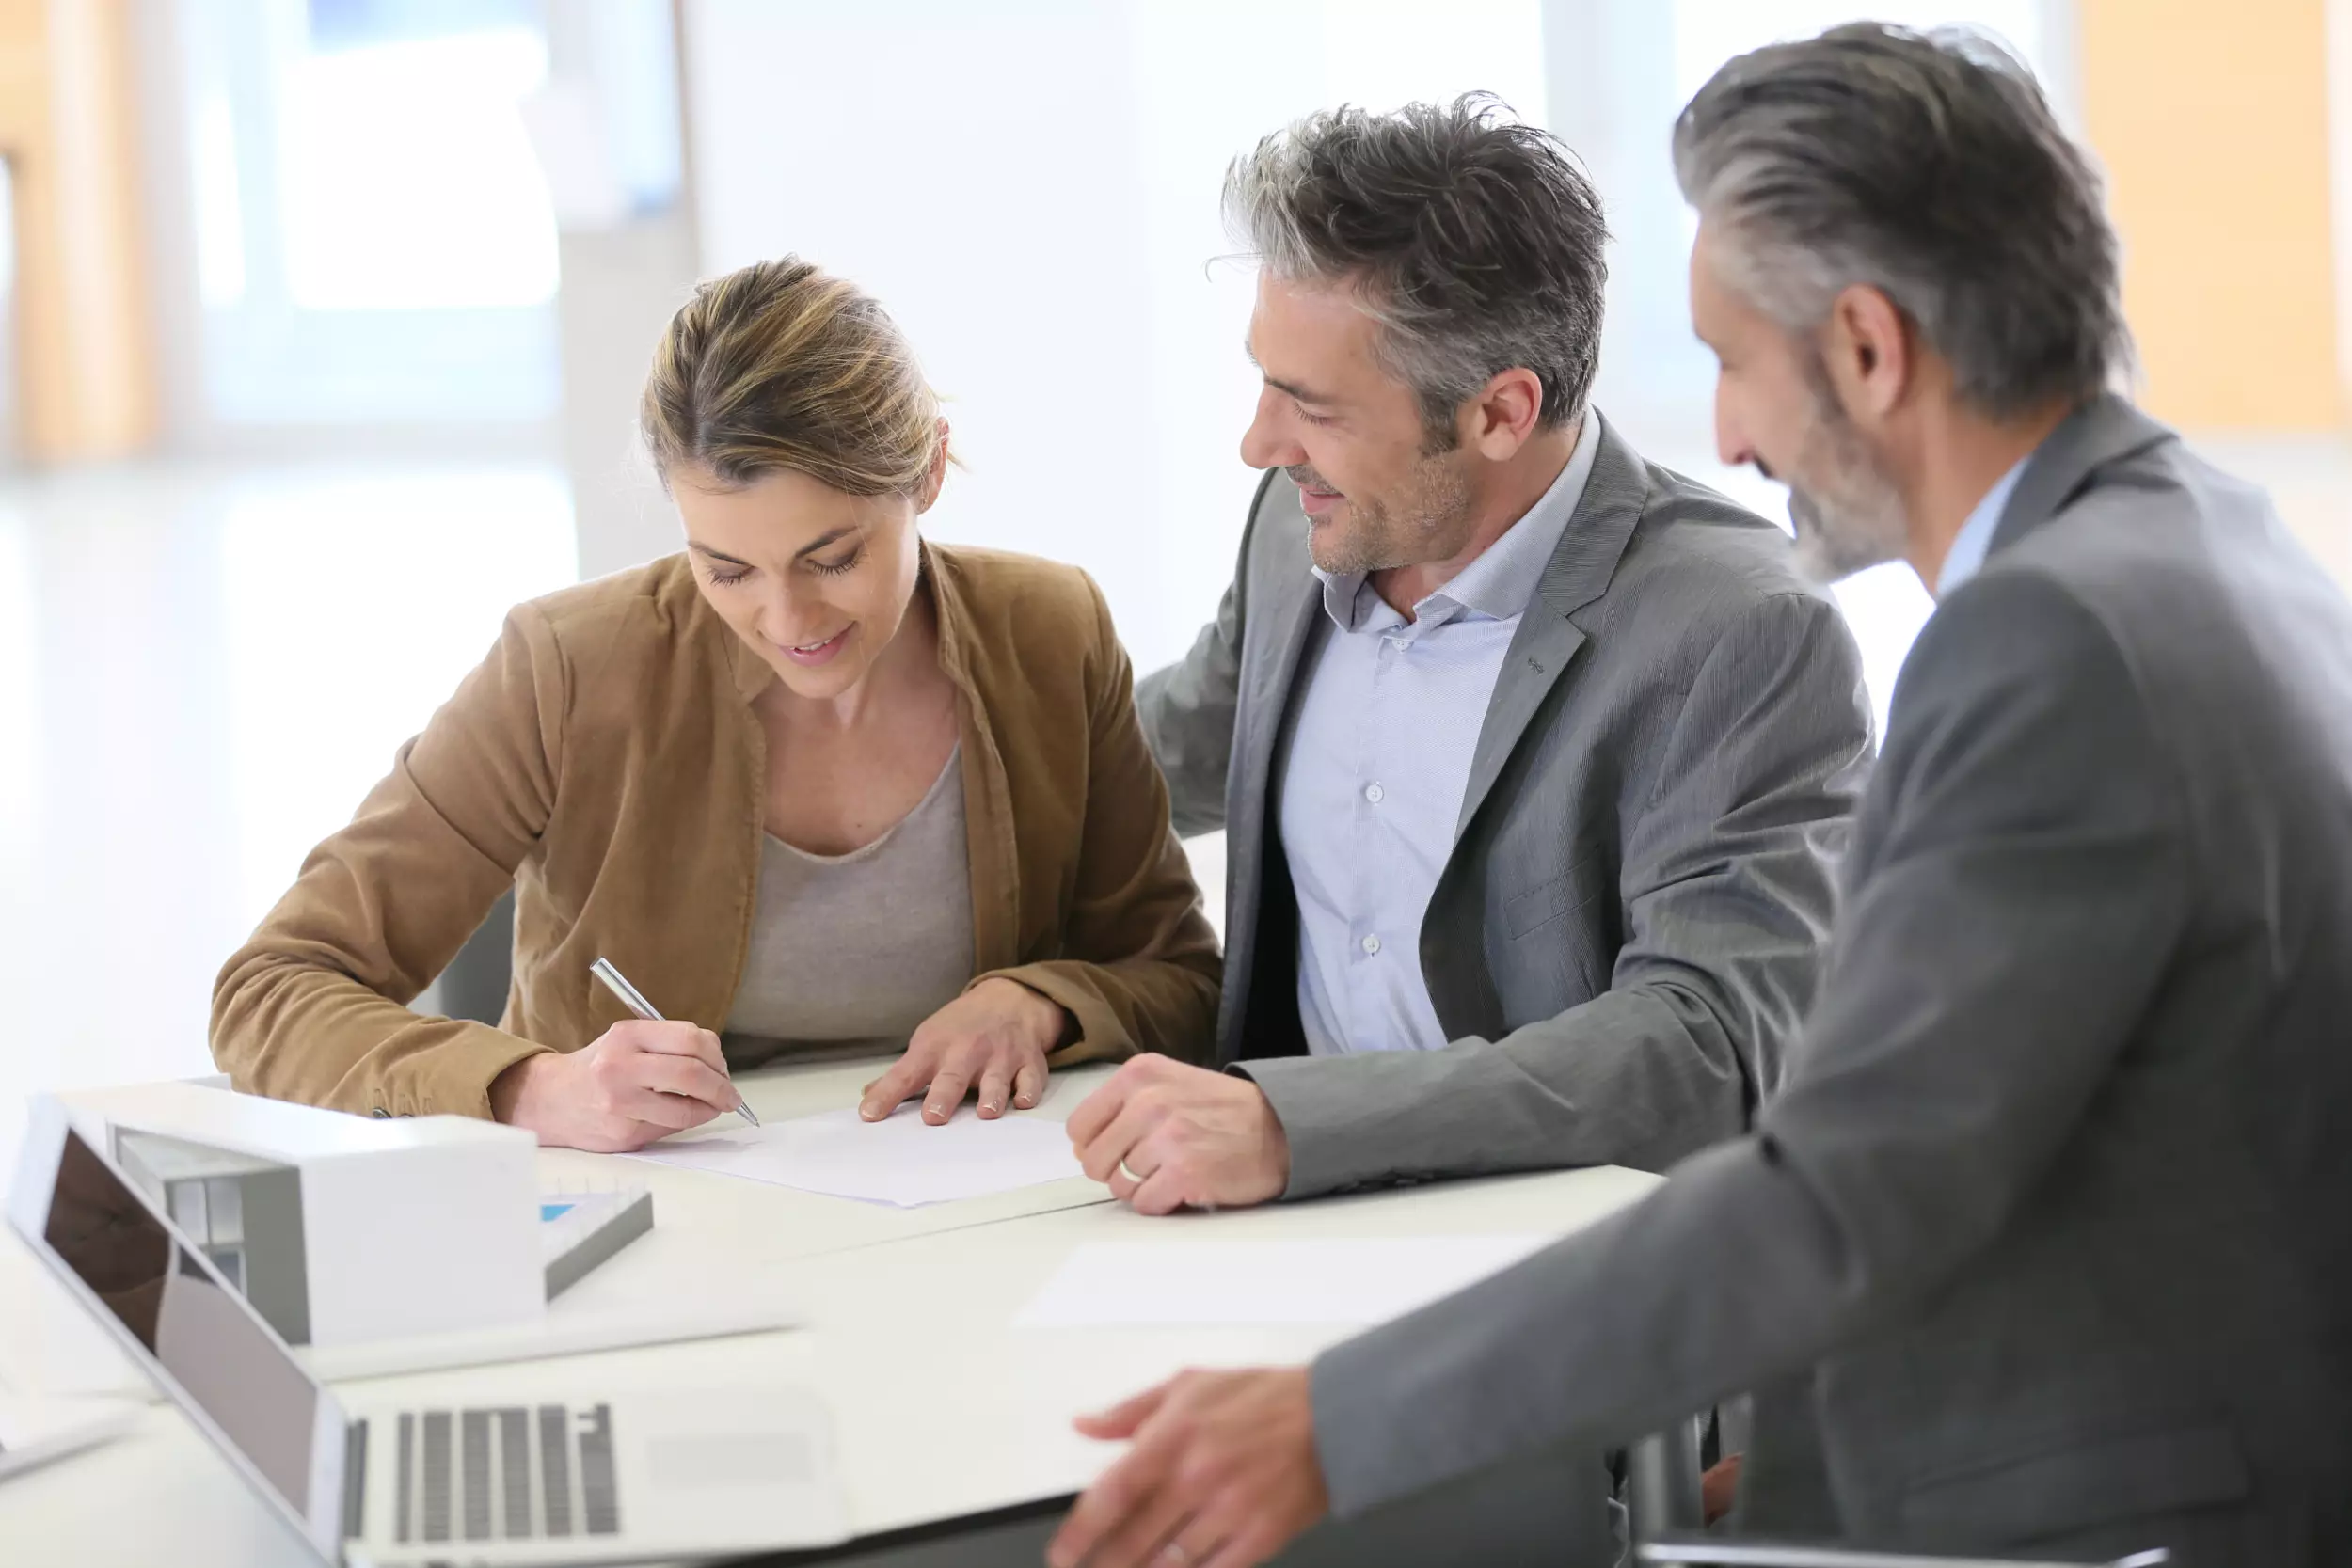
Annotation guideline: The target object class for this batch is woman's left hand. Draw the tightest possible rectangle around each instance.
[858,977,1066,1124]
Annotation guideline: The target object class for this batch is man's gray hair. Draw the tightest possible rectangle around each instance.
[1225,94,1609,445]
[1675,24,2130,417]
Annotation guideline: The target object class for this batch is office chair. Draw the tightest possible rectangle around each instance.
[1627,1429,2168,1568]
[435,887,517,1026]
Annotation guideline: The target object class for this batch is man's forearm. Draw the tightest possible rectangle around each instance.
[1238,982,1753,1199]
[1309,1132,1848,1517]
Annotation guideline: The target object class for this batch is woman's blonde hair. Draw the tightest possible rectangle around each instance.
[640,257,944,496]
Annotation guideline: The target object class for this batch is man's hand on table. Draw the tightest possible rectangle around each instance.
[859,977,1065,1124]
[1065,1055,1290,1214]
[1049,1366,1327,1568]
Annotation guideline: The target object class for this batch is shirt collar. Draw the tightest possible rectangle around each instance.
[1315,408,1604,632]
[1935,454,2029,599]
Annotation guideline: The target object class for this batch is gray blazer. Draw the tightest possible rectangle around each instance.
[1309,399,2352,1564]
[1136,413,1873,1195]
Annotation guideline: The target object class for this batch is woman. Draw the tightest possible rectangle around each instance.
[211,258,1219,1153]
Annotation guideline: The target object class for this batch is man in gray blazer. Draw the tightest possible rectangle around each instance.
[1063,97,1872,1213]
[1052,25,2352,1568]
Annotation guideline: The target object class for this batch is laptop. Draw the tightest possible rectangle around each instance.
[8,1094,851,1565]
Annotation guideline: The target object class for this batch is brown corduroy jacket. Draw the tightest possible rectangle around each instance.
[211,543,1222,1117]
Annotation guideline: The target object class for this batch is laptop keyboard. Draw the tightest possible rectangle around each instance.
[382,1402,622,1544]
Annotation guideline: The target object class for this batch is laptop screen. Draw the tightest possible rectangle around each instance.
[40,1125,326,1518]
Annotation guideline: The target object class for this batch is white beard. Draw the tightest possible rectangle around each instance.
[1782,377,1910,585]
[1788,483,1906,584]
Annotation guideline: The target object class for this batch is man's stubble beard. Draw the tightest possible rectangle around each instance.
[1302,449,1477,578]
[1784,361,1909,585]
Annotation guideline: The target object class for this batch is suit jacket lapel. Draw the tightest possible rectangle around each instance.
[1454,415,1650,841]
[1235,562,1325,851]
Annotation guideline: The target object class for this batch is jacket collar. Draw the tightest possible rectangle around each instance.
[1531,410,1649,621]
[1987,394,2178,561]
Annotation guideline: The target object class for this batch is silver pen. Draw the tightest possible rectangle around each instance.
[589,956,761,1128]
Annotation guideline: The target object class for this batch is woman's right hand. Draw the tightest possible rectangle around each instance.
[489,1020,745,1152]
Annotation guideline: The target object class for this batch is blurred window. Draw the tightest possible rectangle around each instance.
[178,0,560,424]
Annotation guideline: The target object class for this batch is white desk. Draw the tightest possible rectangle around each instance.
[0,1058,1658,1566]
[516,1058,1131,1326]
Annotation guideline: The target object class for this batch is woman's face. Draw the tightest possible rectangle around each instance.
[672,446,943,701]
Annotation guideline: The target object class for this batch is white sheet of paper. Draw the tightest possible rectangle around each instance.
[625,1104,1087,1208]
[1013,1235,1554,1328]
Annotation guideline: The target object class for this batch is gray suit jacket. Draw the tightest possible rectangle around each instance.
[1136,413,1873,1196]
[1309,398,2352,1563]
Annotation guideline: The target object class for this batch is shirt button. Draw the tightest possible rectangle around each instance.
[1364,783,1385,804]
[1360,934,1382,956]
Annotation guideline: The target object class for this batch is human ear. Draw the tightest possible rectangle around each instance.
[915,417,951,514]
[1821,284,1913,423]
[1468,367,1545,460]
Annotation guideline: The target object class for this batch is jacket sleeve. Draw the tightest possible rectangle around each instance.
[1306,571,2192,1515]
[981,577,1224,1067]
[210,606,565,1117]
[1246,590,1874,1196]
[1134,472,1275,836]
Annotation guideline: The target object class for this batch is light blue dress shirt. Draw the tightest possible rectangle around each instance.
[1937,455,2029,598]
[1279,413,1602,1054]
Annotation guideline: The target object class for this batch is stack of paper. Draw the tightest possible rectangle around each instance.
[627,1104,1087,1208]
